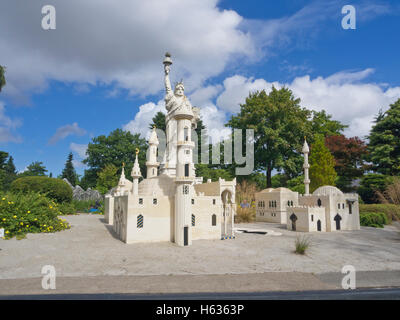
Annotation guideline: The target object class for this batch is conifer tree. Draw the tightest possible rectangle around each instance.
[61,152,77,186]
[309,135,337,192]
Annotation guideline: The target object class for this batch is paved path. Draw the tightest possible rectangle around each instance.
[1,270,400,296]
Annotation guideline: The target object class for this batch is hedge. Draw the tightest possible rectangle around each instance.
[10,176,72,203]
[360,212,389,228]
[359,204,400,223]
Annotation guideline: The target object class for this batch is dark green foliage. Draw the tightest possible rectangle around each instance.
[360,212,389,228]
[149,111,166,132]
[11,176,73,203]
[359,203,400,222]
[310,110,347,138]
[61,152,78,186]
[82,129,147,188]
[0,152,17,191]
[195,164,233,182]
[368,99,400,175]
[287,175,305,194]
[358,173,393,204]
[18,161,48,177]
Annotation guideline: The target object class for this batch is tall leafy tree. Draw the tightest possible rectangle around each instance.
[309,135,337,192]
[226,87,312,187]
[19,161,48,177]
[368,99,400,175]
[325,135,368,191]
[3,156,17,190]
[61,152,78,186]
[82,129,147,188]
[96,164,119,194]
[0,66,6,92]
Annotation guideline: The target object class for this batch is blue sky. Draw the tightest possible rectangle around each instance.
[0,0,399,177]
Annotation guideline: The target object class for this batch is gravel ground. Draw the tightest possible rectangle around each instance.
[0,214,399,280]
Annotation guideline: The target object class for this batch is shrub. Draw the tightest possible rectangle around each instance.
[377,177,400,206]
[294,235,311,255]
[11,176,72,203]
[360,212,389,228]
[359,204,400,223]
[0,192,70,239]
[57,202,77,215]
[235,207,255,223]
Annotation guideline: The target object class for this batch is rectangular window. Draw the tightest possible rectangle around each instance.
[311,215,314,222]
[183,185,189,195]
[213,199,216,205]
[139,198,143,205]
[153,198,157,205]
[338,203,340,209]
[191,199,194,205]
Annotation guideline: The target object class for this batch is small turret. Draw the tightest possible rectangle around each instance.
[146,127,160,178]
[131,148,142,196]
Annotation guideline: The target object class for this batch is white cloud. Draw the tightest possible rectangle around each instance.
[0,101,22,143]
[123,100,165,139]
[214,70,400,138]
[48,122,86,145]
[0,0,254,103]
[70,142,88,159]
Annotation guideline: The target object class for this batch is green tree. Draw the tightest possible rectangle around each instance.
[368,99,400,175]
[96,164,119,194]
[3,156,17,190]
[149,111,166,132]
[226,87,312,187]
[61,152,78,186]
[309,135,337,192]
[310,110,347,137]
[194,164,233,182]
[0,66,6,92]
[358,173,392,204]
[82,129,147,188]
[18,161,48,177]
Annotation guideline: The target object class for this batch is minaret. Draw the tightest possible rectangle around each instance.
[146,126,160,178]
[174,104,195,246]
[302,137,310,195]
[116,162,127,195]
[131,148,141,196]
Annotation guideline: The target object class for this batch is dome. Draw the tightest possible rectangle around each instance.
[260,188,274,193]
[138,174,175,196]
[313,185,343,196]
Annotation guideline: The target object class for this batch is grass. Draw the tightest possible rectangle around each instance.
[234,180,259,223]
[359,204,400,223]
[294,235,312,255]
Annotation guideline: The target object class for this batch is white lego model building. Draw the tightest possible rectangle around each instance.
[255,139,360,232]
[105,53,236,246]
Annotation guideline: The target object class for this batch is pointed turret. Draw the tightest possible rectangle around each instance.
[302,137,310,195]
[146,127,160,178]
[131,149,141,195]
[116,163,127,195]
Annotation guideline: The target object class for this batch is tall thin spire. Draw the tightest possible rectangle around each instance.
[302,137,310,195]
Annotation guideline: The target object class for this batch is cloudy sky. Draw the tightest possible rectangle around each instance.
[0,0,399,175]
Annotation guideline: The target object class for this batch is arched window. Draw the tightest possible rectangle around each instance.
[290,201,293,207]
[137,214,143,228]
[192,214,195,227]
[287,200,290,207]
[212,214,217,226]
[274,200,277,207]
[317,199,322,207]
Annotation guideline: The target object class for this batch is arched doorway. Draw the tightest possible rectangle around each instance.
[221,189,233,238]
[334,214,342,230]
[289,213,297,231]
[317,220,321,231]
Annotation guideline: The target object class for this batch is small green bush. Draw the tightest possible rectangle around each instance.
[11,176,72,203]
[295,235,311,255]
[0,192,70,239]
[360,212,389,228]
[57,202,77,215]
[359,204,400,223]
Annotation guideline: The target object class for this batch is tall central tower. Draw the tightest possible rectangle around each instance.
[173,107,195,246]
